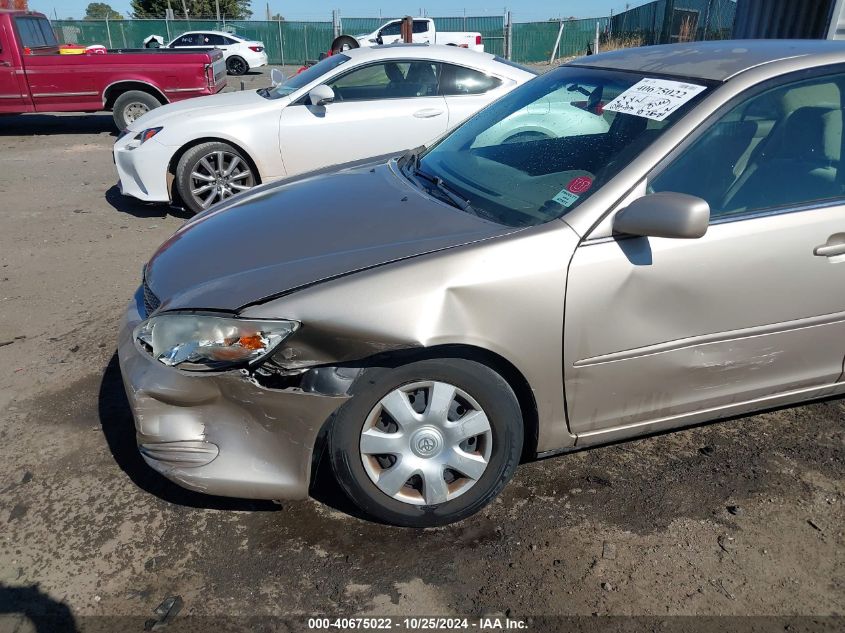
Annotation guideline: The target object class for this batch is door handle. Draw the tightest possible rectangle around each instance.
[0,61,11,67]
[814,233,845,258]
[413,108,444,118]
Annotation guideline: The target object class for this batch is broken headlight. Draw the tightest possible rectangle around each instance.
[134,313,298,371]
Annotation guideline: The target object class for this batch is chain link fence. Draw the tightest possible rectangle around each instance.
[611,0,737,46]
[52,3,738,67]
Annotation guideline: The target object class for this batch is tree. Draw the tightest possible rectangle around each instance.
[271,13,284,21]
[130,0,252,19]
[85,2,123,19]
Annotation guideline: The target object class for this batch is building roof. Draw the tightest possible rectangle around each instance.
[571,39,845,81]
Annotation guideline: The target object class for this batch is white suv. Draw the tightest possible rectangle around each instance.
[167,31,268,75]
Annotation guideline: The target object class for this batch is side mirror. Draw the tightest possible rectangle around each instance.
[309,84,335,107]
[270,67,285,87]
[613,192,710,239]
[375,35,384,45]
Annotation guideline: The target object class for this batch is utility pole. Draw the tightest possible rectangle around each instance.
[266,2,270,20]
[215,0,221,22]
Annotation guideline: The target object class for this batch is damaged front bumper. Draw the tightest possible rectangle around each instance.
[117,292,349,500]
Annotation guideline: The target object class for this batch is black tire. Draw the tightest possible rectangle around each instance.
[112,90,162,131]
[175,141,257,214]
[328,359,523,527]
[226,55,249,75]
[330,35,360,55]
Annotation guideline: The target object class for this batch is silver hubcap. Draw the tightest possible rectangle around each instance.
[124,102,149,124]
[189,150,255,210]
[360,381,493,506]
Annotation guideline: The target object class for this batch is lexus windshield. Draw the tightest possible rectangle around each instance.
[262,54,351,99]
[414,67,712,227]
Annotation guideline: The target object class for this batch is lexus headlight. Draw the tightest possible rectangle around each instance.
[134,313,298,371]
[134,126,163,144]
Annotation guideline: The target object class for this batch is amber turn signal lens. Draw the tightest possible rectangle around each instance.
[238,334,265,350]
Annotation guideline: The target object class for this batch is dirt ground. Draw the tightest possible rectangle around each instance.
[0,66,842,632]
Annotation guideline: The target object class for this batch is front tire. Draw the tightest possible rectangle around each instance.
[328,359,523,527]
[175,142,257,214]
[112,90,162,130]
[226,55,249,75]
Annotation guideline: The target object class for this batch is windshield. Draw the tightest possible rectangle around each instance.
[262,54,351,99]
[415,67,711,227]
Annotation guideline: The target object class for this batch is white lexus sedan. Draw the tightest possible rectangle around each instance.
[113,45,537,214]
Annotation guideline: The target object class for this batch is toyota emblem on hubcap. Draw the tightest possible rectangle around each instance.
[410,428,443,458]
[417,436,436,454]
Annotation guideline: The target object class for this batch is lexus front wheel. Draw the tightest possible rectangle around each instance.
[175,142,257,214]
[328,359,523,527]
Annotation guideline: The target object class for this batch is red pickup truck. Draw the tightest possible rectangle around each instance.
[0,10,226,129]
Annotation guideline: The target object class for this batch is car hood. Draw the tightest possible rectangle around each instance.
[128,89,277,131]
[145,159,516,312]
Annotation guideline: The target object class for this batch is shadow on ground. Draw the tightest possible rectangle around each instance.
[0,113,117,136]
[105,185,191,220]
[0,583,78,633]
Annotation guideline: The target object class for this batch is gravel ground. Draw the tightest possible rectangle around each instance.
[0,66,842,632]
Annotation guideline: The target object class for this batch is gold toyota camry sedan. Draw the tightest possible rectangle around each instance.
[120,40,845,526]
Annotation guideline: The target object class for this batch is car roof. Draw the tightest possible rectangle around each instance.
[570,39,845,82]
[342,44,533,77]
[178,30,245,38]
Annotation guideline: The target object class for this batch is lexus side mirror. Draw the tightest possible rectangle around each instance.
[308,84,335,107]
[613,192,710,239]
[270,68,285,87]
[375,35,383,45]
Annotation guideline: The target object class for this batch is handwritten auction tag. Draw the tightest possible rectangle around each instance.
[603,78,707,121]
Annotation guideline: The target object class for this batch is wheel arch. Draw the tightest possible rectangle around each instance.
[103,80,168,110]
[308,343,540,492]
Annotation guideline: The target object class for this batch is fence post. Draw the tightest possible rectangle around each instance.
[702,0,714,40]
[661,0,675,44]
[594,20,599,54]
[332,9,341,38]
[549,20,564,64]
[278,18,285,67]
[304,23,308,63]
[105,16,113,48]
[166,17,171,42]
[504,10,512,60]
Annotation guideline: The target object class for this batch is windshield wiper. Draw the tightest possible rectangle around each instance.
[406,156,475,214]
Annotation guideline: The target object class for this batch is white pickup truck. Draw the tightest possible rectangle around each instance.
[353,18,484,52]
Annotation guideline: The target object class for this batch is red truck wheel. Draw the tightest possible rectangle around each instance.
[112,90,163,131]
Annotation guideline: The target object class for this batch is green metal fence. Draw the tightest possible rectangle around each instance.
[52,5,737,67]
[513,17,610,63]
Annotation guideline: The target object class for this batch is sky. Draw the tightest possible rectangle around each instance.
[31,0,635,22]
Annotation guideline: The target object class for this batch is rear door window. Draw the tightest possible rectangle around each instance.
[441,64,502,95]
[203,34,227,46]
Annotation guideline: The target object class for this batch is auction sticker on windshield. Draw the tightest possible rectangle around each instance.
[603,78,707,121]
